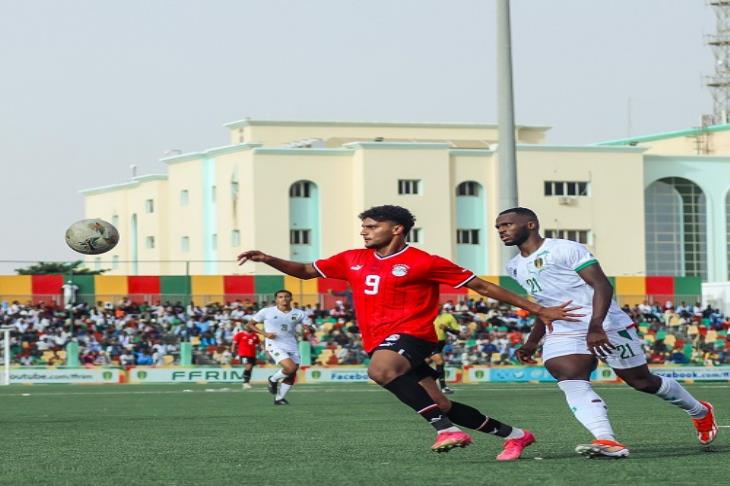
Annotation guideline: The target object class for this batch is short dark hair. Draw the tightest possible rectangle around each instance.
[499,207,539,221]
[274,289,292,298]
[358,205,415,234]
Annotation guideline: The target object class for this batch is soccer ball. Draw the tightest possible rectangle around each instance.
[65,219,119,255]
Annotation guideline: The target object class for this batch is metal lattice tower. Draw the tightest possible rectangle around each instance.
[706,1,730,124]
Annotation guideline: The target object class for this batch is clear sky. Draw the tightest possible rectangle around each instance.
[0,0,716,271]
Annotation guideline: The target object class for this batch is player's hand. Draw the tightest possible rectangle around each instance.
[265,332,276,339]
[537,301,584,332]
[237,250,269,266]
[515,342,538,364]
[586,329,615,358]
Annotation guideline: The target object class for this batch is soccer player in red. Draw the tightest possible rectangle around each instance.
[237,205,581,459]
[231,321,260,390]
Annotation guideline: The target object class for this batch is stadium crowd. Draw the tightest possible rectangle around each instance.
[1,295,729,367]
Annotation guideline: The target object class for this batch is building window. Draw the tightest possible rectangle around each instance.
[645,178,706,278]
[290,229,311,245]
[231,229,241,247]
[181,236,190,252]
[544,181,589,197]
[230,180,239,199]
[180,189,189,206]
[111,214,119,228]
[398,179,421,195]
[112,255,119,269]
[545,229,590,244]
[211,185,217,203]
[456,181,479,196]
[405,228,422,243]
[145,199,154,213]
[289,181,311,198]
[457,229,479,244]
[145,236,155,249]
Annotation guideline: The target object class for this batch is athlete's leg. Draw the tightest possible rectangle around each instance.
[606,327,716,444]
[274,357,298,402]
[418,375,526,439]
[430,352,449,391]
[243,361,254,383]
[545,355,617,441]
[368,348,460,433]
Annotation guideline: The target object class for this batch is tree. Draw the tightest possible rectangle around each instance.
[15,261,108,275]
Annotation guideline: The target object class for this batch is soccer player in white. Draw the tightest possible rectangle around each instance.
[247,290,312,405]
[496,207,718,458]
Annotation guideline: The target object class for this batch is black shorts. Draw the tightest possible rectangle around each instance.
[239,356,256,365]
[430,340,446,356]
[371,333,436,367]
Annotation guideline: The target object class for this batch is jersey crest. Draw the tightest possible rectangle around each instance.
[391,264,409,277]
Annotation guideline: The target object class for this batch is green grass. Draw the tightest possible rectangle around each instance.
[0,382,728,485]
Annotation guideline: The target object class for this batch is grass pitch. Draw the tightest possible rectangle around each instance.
[0,382,727,485]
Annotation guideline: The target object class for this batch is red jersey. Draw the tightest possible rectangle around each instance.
[232,331,260,357]
[314,246,474,352]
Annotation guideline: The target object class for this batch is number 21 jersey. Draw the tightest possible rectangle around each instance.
[506,238,631,335]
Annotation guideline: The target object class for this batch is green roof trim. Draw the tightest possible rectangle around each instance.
[574,259,598,272]
[516,144,646,153]
[595,124,730,146]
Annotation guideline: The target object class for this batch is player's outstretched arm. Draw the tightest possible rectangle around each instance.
[237,250,319,279]
[465,277,583,326]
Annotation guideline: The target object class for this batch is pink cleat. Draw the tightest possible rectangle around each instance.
[496,430,536,461]
[431,430,473,453]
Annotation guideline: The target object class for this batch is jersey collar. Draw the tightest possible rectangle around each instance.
[373,244,410,260]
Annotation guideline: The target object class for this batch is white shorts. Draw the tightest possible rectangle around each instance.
[542,326,646,370]
[266,343,300,365]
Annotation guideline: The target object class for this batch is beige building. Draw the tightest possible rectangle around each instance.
[81,119,650,278]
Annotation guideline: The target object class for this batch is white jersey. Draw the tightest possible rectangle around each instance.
[252,306,310,348]
[506,238,632,336]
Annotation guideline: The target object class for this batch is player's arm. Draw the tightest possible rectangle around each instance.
[444,318,461,336]
[237,250,319,279]
[247,320,275,339]
[577,262,615,357]
[516,318,546,364]
[465,277,582,331]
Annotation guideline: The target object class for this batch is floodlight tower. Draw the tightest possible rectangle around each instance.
[706,1,730,124]
[497,0,518,268]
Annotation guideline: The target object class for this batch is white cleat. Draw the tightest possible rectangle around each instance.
[242,383,252,390]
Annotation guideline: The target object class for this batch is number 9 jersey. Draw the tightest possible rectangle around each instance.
[313,245,475,353]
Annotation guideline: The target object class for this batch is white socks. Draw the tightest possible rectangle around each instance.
[276,383,292,400]
[558,380,615,440]
[505,428,526,440]
[655,376,707,418]
[270,369,287,382]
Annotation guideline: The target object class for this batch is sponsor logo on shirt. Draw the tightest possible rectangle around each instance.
[391,264,409,277]
[350,265,363,271]
[385,334,400,342]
